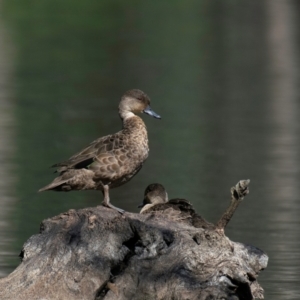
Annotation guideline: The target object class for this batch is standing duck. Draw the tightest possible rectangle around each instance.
[39,89,161,213]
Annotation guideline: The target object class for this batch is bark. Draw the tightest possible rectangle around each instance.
[0,180,268,300]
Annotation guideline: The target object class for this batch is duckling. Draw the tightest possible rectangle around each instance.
[138,183,169,213]
[139,183,214,229]
[39,89,161,213]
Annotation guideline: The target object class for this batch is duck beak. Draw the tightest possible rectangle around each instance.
[143,105,161,119]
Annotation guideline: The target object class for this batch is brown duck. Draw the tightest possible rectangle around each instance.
[138,183,169,213]
[139,183,214,229]
[39,89,161,213]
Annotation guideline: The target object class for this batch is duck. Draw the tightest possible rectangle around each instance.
[39,89,161,213]
[138,183,169,213]
[139,183,214,229]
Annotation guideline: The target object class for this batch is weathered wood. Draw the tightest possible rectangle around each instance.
[0,180,268,300]
[216,179,250,232]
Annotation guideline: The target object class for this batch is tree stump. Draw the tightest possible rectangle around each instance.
[0,180,268,300]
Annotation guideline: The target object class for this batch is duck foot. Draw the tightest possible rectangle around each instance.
[102,201,125,214]
[102,184,125,214]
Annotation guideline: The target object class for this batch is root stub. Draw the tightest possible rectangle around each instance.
[216,179,251,231]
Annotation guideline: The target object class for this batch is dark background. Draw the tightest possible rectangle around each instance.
[0,1,300,299]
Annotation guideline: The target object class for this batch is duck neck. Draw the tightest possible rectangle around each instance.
[140,203,155,214]
[119,108,135,120]
[120,111,147,136]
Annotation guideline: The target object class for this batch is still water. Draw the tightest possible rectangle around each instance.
[0,1,300,298]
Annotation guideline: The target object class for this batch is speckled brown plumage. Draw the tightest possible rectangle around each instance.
[39,89,161,213]
[139,183,214,229]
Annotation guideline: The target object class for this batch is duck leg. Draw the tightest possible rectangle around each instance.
[102,184,125,214]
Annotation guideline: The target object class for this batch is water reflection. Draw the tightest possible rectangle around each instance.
[0,16,17,276]
[264,1,300,298]
[0,1,300,299]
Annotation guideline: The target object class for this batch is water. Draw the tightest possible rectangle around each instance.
[0,1,300,298]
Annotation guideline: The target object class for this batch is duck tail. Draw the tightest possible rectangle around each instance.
[38,177,69,192]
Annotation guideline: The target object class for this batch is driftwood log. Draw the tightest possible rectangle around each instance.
[0,180,268,300]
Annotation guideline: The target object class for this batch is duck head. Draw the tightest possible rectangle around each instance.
[119,89,161,120]
[138,183,168,212]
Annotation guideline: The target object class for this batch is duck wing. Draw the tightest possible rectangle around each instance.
[53,133,124,172]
